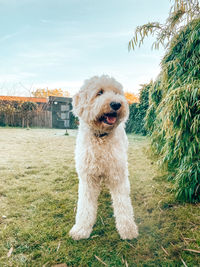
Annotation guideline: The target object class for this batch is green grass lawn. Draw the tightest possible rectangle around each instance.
[0,128,199,266]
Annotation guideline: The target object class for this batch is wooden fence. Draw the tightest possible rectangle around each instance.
[32,110,52,128]
[0,110,52,128]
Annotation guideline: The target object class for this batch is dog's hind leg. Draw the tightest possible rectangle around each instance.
[108,178,138,240]
[69,178,100,240]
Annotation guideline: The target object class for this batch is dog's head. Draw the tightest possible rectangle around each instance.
[73,75,129,133]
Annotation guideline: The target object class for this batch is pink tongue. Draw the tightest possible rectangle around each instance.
[106,116,116,124]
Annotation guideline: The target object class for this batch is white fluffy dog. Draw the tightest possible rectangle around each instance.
[69,75,138,240]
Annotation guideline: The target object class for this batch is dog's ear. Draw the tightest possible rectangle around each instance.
[72,92,83,117]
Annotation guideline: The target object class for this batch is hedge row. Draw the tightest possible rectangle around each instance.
[126,82,151,135]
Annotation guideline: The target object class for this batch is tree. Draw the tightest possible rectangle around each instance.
[20,102,38,128]
[124,92,139,104]
[128,0,200,50]
[32,88,70,98]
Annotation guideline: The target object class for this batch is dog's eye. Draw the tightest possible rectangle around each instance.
[97,89,104,96]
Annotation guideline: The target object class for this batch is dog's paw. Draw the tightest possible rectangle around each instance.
[118,222,139,240]
[69,225,92,240]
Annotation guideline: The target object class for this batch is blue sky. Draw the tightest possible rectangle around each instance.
[0,0,171,96]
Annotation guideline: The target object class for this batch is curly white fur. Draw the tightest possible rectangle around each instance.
[69,75,138,240]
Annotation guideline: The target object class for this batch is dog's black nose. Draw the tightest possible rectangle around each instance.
[110,102,121,111]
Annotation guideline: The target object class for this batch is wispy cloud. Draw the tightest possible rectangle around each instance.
[0,32,19,43]
[19,49,81,60]
[62,30,133,41]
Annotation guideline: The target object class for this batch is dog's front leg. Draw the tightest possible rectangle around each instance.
[69,178,100,240]
[108,178,138,240]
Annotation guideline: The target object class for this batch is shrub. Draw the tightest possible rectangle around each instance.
[0,100,38,127]
[69,102,78,129]
[126,82,151,135]
[125,103,139,134]
[145,18,200,202]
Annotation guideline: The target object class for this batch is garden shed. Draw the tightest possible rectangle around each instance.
[48,96,73,129]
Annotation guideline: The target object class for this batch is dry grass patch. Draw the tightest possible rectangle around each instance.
[0,128,199,266]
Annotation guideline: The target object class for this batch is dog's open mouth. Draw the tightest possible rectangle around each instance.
[99,112,117,125]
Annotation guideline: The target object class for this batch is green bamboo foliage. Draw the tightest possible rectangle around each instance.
[145,18,200,202]
[126,82,151,135]
[129,0,200,51]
